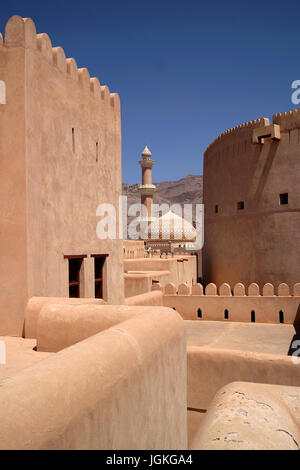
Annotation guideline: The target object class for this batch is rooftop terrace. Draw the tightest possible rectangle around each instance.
[185,320,299,356]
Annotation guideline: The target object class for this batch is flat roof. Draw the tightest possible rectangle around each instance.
[0,336,52,381]
[185,320,299,356]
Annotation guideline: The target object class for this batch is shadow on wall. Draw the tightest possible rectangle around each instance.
[287,304,300,356]
[252,141,279,206]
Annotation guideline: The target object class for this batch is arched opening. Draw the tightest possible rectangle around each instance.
[197,308,202,319]
[251,310,255,323]
[224,309,229,320]
[279,310,284,324]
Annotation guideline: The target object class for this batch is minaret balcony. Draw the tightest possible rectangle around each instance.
[139,159,155,168]
[138,184,156,195]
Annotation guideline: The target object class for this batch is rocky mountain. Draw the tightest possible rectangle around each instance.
[123,174,203,208]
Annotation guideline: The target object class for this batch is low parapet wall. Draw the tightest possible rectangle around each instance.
[0,308,187,450]
[187,346,300,411]
[36,303,155,352]
[125,290,164,307]
[123,240,145,259]
[159,282,300,324]
[124,271,170,298]
[190,382,300,450]
[24,297,106,339]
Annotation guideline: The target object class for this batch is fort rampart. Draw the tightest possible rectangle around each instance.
[203,111,300,288]
[153,282,300,324]
[0,16,124,335]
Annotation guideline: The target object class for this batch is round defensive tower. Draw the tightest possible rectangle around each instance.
[203,108,300,288]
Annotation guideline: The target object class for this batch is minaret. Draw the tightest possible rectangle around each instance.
[139,143,156,218]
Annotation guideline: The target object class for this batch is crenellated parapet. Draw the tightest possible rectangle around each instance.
[204,106,300,290]
[273,107,300,132]
[0,15,119,110]
[206,106,300,157]
[205,117,270,156]
[160,282,300,324]
[160,281,300,296]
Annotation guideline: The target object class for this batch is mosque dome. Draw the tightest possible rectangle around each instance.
[149,210,196,242]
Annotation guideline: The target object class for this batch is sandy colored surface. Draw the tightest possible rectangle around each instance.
[203,114,300,290]
[187,410,206,449]
[0,308,187,450]
[164,284,300,324]
[0,15,124,336]
[190,381,300,450]
[185,320,297,355]
[0,336,51,381]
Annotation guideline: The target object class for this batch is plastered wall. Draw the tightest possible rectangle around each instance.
[203,113,300,288]
[0,307,187,450]
[188,347,300,411]
[0,16,124,335]
[123,240,145,259]
[190,382,300,450]
[161,282,300,324]
[124,256,197,291]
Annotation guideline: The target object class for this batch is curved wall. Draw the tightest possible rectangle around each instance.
[203,111,300,287]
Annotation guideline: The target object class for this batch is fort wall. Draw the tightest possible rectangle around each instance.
[0,307,187,449]
[203,111,300,287]
[0,16,124,335]
[190,382,300,450]
[159,282,300,324]
[124,256,197,292]
[36,303,166,352]
[125,290,164,306]
[24,296,106,339]
[123,240,145,259]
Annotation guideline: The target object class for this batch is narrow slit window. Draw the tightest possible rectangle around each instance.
[72,128,75,152]
[96,142,99,162]
[280,193,288,205]
[251,310,255,323]
[237,201,244,210]
[0,80,6,104]
[224,309,229,320]
[197,308,202,319]
[279,310,284,324]
[215,205,219,214]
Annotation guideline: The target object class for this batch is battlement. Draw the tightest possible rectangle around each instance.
[205,117,269,154]
[206,106,300,155]
[154,282,300,324]
[0,15,119,110]
[157,281,300,296]
[273,107,300,131]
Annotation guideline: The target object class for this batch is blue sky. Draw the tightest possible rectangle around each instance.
[1,1,300,183]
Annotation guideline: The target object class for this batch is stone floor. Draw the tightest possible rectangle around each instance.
[0,336,51,381]
[184,320,299,356]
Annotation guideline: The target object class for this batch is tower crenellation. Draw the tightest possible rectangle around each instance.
[203,105,300,289]
[0,15,119,112]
